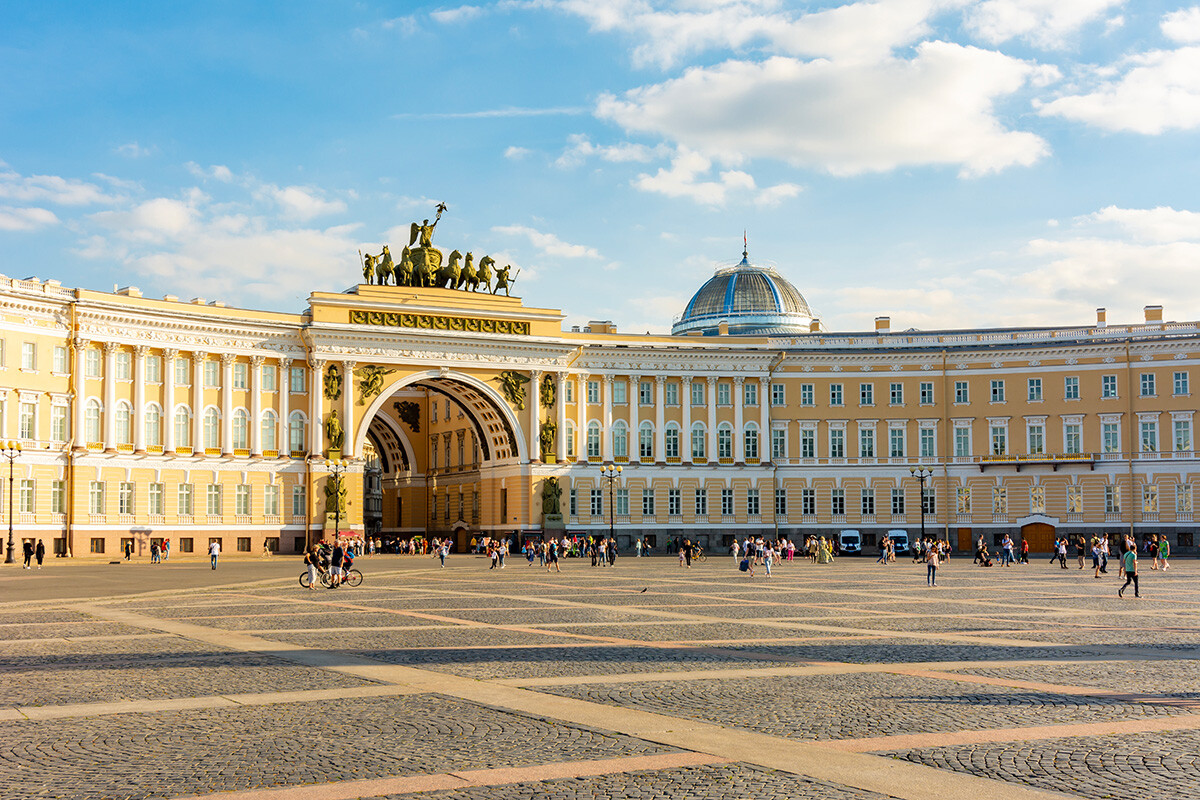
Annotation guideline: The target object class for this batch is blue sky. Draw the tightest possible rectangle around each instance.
[2,0,1199,332]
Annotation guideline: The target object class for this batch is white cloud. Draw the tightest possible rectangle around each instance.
[266,185,347,220]
[599,44,1054,177]
[431,4,485,24]
[91,197,200,241]
[964,0,1124,49]
[115,141,156,158]
[492,224,601,258]
[504,146,531,160]
[1162,6,1200,43]
[379,15,419,35]
[1036,46,1200,133]
[554,134,668,168]
[0,206,59,231]
[631,147,756,205]
[754,182,802,206]
[1082,205,1200,242]
[185,162,235,182]
[0,168,118,206]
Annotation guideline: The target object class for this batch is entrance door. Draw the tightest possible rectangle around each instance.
[1021,522,1055,553]
[956,528,973,553]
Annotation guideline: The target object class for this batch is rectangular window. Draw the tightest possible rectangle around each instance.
[50,479,64,514]
[290,366,305,393]
[21,341,36,371]
[90,538,105,554]
[747,488,760,516]
[664,382,679,405]
[237,537,251,552]
[721,487,734,516]
[118,482,134,515]
[53,345,67,374]
[919,382,934,404]
[615,488,629,516]
[115,352,131,380]
[743,381,758,406]
[1176,484,1192,515]
[891,488,905,515]
[1103,422,1120,453]
[264,484,279,516]
[859,383,874,406]
[144,354,160,383]
[775,488,787,517]
[957,486,971,514]
[668,488,681,516]
[889,428,904,458]
[569,489,576,517]
[799,383,813,406]
[262,364,277,391]
[954,381,968,403]
[89,481,105,515]
[85,349,101,378]
[587,380,600,403]
[1102,374,1118,398]
[831,488,845,516]
[993,487,1008,516]
[694,489,707,516]
[1141,373,1156,397]
[921,487,935,515]
[17,479,33,514]
[860,489,874,516]
[233,363,248,389]
[990,425,1007,455]
[773,428,788,459]
[801,488,815,516]
[18,402,35,440]
[178,484,194,516]
[990,380,1005,402]
[203,360,219,388]
[955,426,970,457]
[800,429,814,458]
[859,428,875,458]
[235,484,250,515]
[1144,484,1159,513]
[50,405,67,442]
[1175,371,1189,396]
[206,484,222,516]
[1105,485,1120,513]
[1065,423,1082,454]
[889,382,903,405]
[919,428,935,458]
[612,380,627,405]
[717,382,731,405]
[147,483,164,516]
[1064,376,1079,400]
[830,429,845,458]
[173,356,188,385]
[690,381,704,406]
[1174,420,1192,452]
[1027,378,1042,401]
[1141,421,1158,452]
[639,381,652,405]
[830,384,843,406]
[772,383,786,406]
[590,488,602,517]
[1028,424,1044,454]
[641,488,655,517]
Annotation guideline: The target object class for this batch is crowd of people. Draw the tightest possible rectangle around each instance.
[968,531,1165,598]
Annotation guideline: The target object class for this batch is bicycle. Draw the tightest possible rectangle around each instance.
[694,547,708,563]
[299,564,363,588]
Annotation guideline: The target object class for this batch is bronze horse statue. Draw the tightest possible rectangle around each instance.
[435,250,463,289]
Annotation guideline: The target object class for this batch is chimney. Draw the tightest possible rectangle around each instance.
[1144,305,1163,323]
[875,316,890,334]
[809,319,821,333]
[718,321,730,335]
[1096,308,1106,328]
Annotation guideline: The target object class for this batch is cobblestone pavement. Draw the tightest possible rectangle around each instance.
[7,557,1200,800]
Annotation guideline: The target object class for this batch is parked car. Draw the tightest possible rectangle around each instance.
[838,529,862,555]
[887,529,910,554]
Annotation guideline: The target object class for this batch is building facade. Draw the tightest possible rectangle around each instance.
[1,255,1197,559]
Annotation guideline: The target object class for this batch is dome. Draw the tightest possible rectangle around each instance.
[672,250,814,336]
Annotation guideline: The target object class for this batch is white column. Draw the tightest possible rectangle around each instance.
[759,377,770,447]
[528,369,542,462]
[250,355,264,457]
[576,373,589,461]
[163,348,178,454]
[681,377,692,464]
[73,338,88,448]
[309,358,324,454]
[192,351,206,453]
[342,359,356,458]
[220,353,235,456]
[706,376,718,460]
[602,375,613,461]
[629,375,640,461]
[654,375,666,462]
[278,358,290,457]
[555,372,567,463]
[133,346,148,453]
[733,376,745,462]
[103,342,118,450]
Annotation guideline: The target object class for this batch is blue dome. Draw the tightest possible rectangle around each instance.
[672,251,814,336]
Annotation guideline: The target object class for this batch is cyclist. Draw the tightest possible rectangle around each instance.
[339,546,354,583]
[330,541,345,588]
[303,545,320,591]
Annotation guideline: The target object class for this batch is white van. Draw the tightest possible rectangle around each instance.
[838,529,862,555]
[887,529,910,554]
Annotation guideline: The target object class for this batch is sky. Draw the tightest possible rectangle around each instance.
[2,0,1200,334]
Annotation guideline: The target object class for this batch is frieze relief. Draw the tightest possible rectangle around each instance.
[348,308,530,336]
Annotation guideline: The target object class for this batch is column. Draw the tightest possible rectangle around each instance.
[250,355,264,457]
[133,346,148,453]
[654,375,666,462]
[220,354,235,455]
[706,376,718,460]
[555,372,567,463]
[733,376,745,462]
[73,337,88,449]
[103,342,118,451]
[602,376,613,461]
[192,351,206,454]
[309,358,324,454]
[528,369,541,462]
[278,358,290,457]
[576,373,589,461]
[681,377,692,463]
[162,348,178,454]
[759,377,770,449]
[629,375,640,461]
[342,360,356,458]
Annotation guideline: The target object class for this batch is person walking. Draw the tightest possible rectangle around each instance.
[438,540,449,568]
[1001,533,1014,567]
[329,540,344,587]
[1091,537,1103,579]
[150,541,160,564]
[1019,537,1029,564]
[34,539,45,569]
[162,538,170,561]
[763,543,774,578]
[303,546,319,590]
[926,541,940,586]
[1157,535,1170,571]
[1077,535,1087,569]
[208,539,220,570]
[22,540,34,569]
[1119,543,1140,598]
[1056,538,1068,569]
[124,540,133,561]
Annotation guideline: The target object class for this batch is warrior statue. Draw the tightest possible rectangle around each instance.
[409,202,448,250]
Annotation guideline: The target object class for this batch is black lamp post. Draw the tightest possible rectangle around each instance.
[3,440,22,564]
[326,457,348,544]
[910,466,933,547]
[600,462,621,543]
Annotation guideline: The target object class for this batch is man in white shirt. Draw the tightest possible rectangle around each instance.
[209,540,220,570]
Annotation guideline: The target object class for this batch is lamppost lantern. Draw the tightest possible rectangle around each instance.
[599,463,622,545]
[910,466,934,547]
[2,439,23,564]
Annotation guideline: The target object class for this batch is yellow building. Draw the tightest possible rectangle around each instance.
[1,250,1196,559]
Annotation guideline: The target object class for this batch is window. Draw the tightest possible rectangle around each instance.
[639,381,652,405]
[691,423,706,459]
[1141,420,1158,452]
[237,537,251,553]
[1065,423,1081,454]
[203,408,220,450]
[50,480,65,514]
[889,428,905,458]
[263,364,277,391]
[799,384,813,406]
[1176,484,1192,515]
[232,409,249,450]
[955,426,970,457]
[690,381,704,406]
[744,424,759,459]
[802,488,816,516]
[744,381,758,406]
[50,405,67,442]
[830,428,845,458]
[18,479,33,514]
[565,380,574,403]
[1174,419,1192,452]
[178,483,194,516]
[641,488,655,516]
[612,421,628,458]
[115,351,131,380]
[1144,484,1159,513]
[717,382,731,405]
[860,383,874,406]
[20,341,35,371]
[1103,422,1120,453]
[1064,376,1079,400]
[85,349,101,378]
[1067,485,1082,514]
[829,384,843,406]
[721,487,734,516]
[664,382,679,405]
[860,489,874,516]
[90,538,105,554]
[747,488,760,516]
[18,401,35,440]
[775,488,787,516]
[615,488,629,516]
[921,487,935,515]
[233,363,248,389]
[174,407,191,447]
[990,380,1005,402]
[289,412,306,453]
[147,482,164,516]
[954,381,968,403]
[717,424,732,458]
[990,425,1007,455]
[175,356,190,385]
[590,488,603,516]
[665,425,680,459]
[891,488,905,515]
[859,427,875,458]
[206,484,223,516]
[235,484,250,515]
[919,382,934,404]
[772,382,786,406]
[1175,371,1189,396]
[204,360,220,388]
[53,346,67,374]
[639,421,653,459]
[1028,424,1044,454]
[569,489,577,517]
[1027,378,1042,401]
[1105,485,1120,513]
[261,410,277,451]
[694,488,708,516]
[89,480,105,514]
[831,488,845,516]
[145,405,161,447]
[587,380,600,403]
[586,422,601,458]
[889,382,903,405]
[612,380,627,405]
[1102,374,1118,398]
[114,402,132,446]
[668,488,681,516]
[84,399,101,444]
[774,428,788,459]
[118,482,134,515]
[956,487,971,514]
[919,428,935,458]
[290,366,305,393]
[291,485,305,516]
[801,428,814,458]
[1140,373,1156,397]
[565,421,576,458]
[993,487,1008,516]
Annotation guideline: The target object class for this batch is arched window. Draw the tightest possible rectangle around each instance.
[84,399,102,444]
[744,422,759,460]
[565,420,576,458]
[665,423,680,459]
[115,402,132,446]
[144,404,162,448]
[612,420,628,458]
[639,421,654,459]
[174,406,191,448]
[261,409,277,452]
[691,422,707,460]
[203,408,220,450]
[288,411,307,454]
[232,408,249,450]
[586,421,601,458]
[717,422,733,459]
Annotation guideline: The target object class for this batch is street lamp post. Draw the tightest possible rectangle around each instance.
[2,440,22,564]
[600,463,622,544]
[910,466,933,548]
[326,457,349,545]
